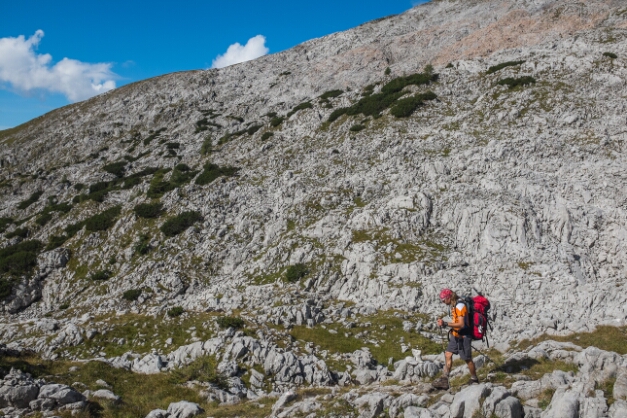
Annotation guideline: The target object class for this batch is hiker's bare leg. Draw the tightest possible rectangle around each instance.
[466,360,477,378]
[444,351,453,376]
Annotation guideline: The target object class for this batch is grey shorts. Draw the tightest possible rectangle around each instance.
[446,335,472,361]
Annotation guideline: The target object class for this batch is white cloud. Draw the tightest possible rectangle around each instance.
[0,30,116,102]
[211,35,269,69]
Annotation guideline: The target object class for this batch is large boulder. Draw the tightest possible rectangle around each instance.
[449,384,491,418]
[166,401,204,418]
[38,383,86,406]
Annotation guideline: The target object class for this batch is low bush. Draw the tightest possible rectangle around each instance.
[261,132,274,141]
[287,102,313,117]
[195,163,238,186]
[17,191,43,210]
[285,263,308,282]
[134,202,163,219]
[91,270,112,281]
[85,206,122,232]
[59,302,69,310]
[497,76,536,89]
[216,316,245,329]
[134,234,151,255]
[0,241,44,297]
[200,137,213,155]
[160,211,203,237]
[270,116,284,127]
[603,52,618,59]
[147,168,174,198]
[320,90,343,100]
[328,108,349,123]
[167,306,184,317]
[170,165,199,188]
[103,161,127,177]
[390,90,437,118]
[486,60,525,74]
[143,128,166,145]
[350,124,366,132]
[46,235,67,251]
[5,228,29,239]
[169,356,228,389]
[0,218,13,233]
[123,289,142,301]
[385,67,391,75]
[265,111,277,118]
[445,63,454,68]
[247,125,262,135]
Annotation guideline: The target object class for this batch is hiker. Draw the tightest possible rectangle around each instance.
[432,288,479,390]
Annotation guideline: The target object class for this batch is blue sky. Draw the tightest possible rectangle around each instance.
[0,0,428,130]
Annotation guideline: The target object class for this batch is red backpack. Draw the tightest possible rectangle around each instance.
[461,295,492,346]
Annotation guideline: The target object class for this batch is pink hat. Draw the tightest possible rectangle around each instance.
[439,288,453,301]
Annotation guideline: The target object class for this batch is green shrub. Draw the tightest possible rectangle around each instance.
[46,235,67,251]
[103,161,127,177]
[35,212,53,226]
[134,202,163,219]
[143,128,166,145]
[247,125,262,135]
[328,108,349,123]
[346,91,404,118]
[381,72,437,95]
[320,90,343,100]
[0,218,13,233]
[160,211,203,237]
[17,191,43,210]
[261,132,274,141]
[91,269,112,281]
[65,222,84,238]
[85,206,122,232]
[350,124,366,132]
[445,63,454,68]
[147,169,174,198]
[73,183,85,191]
[385,67,391,75]
[216,316,245,329]
[134,234,151,255]
[123,289,142,301]
[265,112,277,118]
[270,117,284,127]
[390,91,438,118]
[486,60,525,74]
[287,102,313,117]
[603,52,618,59]
[0,240,44,285]
[167,306,184,317]
[200,137,213,155]
[166,142,180,150]
[170,165,199,188]
[285,263,308,282]
[5,228,29,239]
[497,76,536,89]
[59,302,70,310]
[195,163,238,186]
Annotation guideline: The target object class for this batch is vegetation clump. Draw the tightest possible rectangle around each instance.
[5,228,29,239]
[261,132,274,141]
[287,102,313,117]
[17,191,43,210]
[285,263,308,282]
[195,163,238,186]
[103,161,127,177]
[390,90,438,118]
[134,202,164,219]
[216,316,245,329]
[328,69,438,122]
[200,137,213,155]
[350,124,366,132]
[160,211,203,237]
[486,60,526,74]
[319,90,343,100]
[247,125,263,135]
[143,128,166,145]
[167,306,185,317]
[0,240,44,298]
[0,218,13,233]
[91,269,112,281]
[85,206,122,232]
[134,234,151,255]
[603,52,618,59]
[497,76,536,89]
[270,116,285,127]
[123,289,142,301]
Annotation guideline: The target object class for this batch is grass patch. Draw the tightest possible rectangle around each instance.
[516,325,627,355]
[143,128,166,145]
[195,163,238,186]
[91,269,112,281]
[17,191,43,210]
[0,217,13,233]
[486,60,525,74]
[134,234,152,255]
[200,136,213,155]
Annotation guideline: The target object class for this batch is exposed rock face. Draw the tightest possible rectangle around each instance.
[1,0,627,414]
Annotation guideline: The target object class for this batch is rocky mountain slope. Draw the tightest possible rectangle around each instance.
[1,0,627,416]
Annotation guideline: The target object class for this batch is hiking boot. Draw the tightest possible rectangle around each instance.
[467,376,480,385]
[432,376,449,390]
